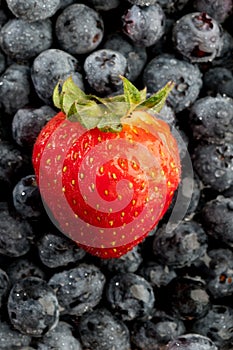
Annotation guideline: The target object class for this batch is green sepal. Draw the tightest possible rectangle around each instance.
[52,75,174,132]
[138,81,175,113]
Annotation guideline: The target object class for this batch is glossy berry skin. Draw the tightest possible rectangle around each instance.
[172,12,223,63]
[32,107,180,259]
[122,4,165,47]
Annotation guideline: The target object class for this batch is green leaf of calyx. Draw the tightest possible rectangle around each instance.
[138,81,175,113]
[120,75,142,108]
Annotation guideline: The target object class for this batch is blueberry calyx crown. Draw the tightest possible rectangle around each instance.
[53,75,174,132]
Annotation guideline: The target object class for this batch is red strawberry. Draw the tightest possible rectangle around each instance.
[32,76,181,258]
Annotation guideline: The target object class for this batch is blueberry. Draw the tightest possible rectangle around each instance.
[12,175,44,219]
[194,0,233,23]
[0,19,53,62]
[31,49,84,104]
[12,105,55,149]
[126,0,157,6]
[79,308,130,350]
[201,196,233,248]
[0,50,6,75]
[158,102,176,126]
[0,208,33,257]
[203,67,233,98]
[122,4,165,47]
[0,140,30,198]
[100,245,142,274]
[189,96,233,144]
[138,261,177,288]
[103,33,147,82]
[206,248,233,299]
[55,4,104,55]
[0,320,31,349]
[5,0,60,22]
[172,12,223,63]
[8,277,59,337]
[106,272,155,321]
[212,30,233,68]
[156,0,190,14]
[35,321,82,350]
[143,54,203,113]
[37,231,86,268]
[131,311,186,349]
[192,143,233,192]
[153,220,208,268]
[84,49,127,95]
[0,268,10,309]
[191,305,233,348]
[0,64,31,115]
[86,0,120,11]
[48,263,105,316]
[6,258,46,285]
[165,276,210,321]
[166,333,218,350]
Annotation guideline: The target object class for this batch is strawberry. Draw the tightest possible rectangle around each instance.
[32,76,181,258]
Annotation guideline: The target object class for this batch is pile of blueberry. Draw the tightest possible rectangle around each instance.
[0,0,233,349]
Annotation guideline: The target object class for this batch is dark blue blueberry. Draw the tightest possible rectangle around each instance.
[165,276,210,321]
[36,321,82,350]
[166,333,218,350]
[211,30,233,68]
[0,320,31,349]
[79,308,130,350]
[100,245,142,274]
[194,0,233,23]
[0,268,9,309]
[172,12,223,63]
[153,220,208,268]
[131,310,186,349]
[189,96,233,144]
[12,105,55,149]
[84,49,127,95]
[159,103,176,126]
[206,248,233,299]
[12,175,44,219]
[106,272,155,321]
[126,0,157,5]
[0,50,6,75]
[201,196,233,248]
[192,143,233,192]
[6,258,46,285]
[0,208,33,257]
[156,0,189,14]
[0,64,31,115]
[0,140,30,198]
[31,49,84,105]
[143,54,203,113]
[0,8,8,29]
[0,19,53,62]
[191,305,233,348]
[122,4,165,47]
[86,0,120,11]
[5,0,60,22]
[138,261,177,288]
[103,33,147,82]
[37,231,86,268]
[7,277,59,337]
[48,263,105,316]
[55,4,104,55]
[203,67,233,98]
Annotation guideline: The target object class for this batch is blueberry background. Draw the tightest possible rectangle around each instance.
[0,0,233,349]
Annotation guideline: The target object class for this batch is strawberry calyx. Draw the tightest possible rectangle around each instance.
[53,76,174,132]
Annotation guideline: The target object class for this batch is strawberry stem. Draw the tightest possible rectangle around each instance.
[53,76,174,132]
